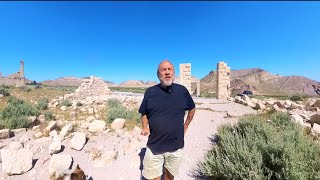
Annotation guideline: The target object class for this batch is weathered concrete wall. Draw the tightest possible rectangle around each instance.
[0,77,25,87]
[179,63,192,94]
[216,61,231,100]
[0,60,27,87]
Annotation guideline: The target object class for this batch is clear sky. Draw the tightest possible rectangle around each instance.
[0,1,319,84]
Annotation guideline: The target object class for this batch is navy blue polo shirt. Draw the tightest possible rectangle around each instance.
[139,83,195,155]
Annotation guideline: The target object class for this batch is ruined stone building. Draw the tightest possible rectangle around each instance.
[174,63,200,96]
[216,61,231,100]
[0,60,28,87]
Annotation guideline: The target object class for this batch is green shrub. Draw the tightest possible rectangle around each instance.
[198,112,320,180]
[105,98,140,124]
[44,111,55,121]
[36,97,49,110]
[0,116,31,129]
[106,106,140,124]
[60,99,72,107]
[0,97,39,129]
[0,85,12,89]
[289,93,303,102]
[76,102,83,106]
[0,87,10,96]
[34,85,42,89]
[200,91,216,98]
[20,86,32,92]
[106,98,123,108]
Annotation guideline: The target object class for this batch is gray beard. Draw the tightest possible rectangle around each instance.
[160,76,175,87]
[161,80,173,87]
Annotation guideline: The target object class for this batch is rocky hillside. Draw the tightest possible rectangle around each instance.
[40,76,117,87]
[201,68,320,96]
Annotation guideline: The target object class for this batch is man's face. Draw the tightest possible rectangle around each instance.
[158,61,175,86]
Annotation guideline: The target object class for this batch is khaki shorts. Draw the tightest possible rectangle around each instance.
[142,147,184,179]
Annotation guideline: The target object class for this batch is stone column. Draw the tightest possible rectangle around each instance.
[216,61,230,100]
[0,72,2,78]
[196,80,200,97]
[20,60,24,78]
[179,63,192,94]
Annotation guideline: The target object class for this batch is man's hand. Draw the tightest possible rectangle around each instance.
[141,128,150,136]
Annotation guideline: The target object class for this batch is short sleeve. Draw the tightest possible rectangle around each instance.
[139,88,150,115]
[184,88,195,110]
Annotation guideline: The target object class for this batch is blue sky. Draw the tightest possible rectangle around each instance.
[0,1,319,84]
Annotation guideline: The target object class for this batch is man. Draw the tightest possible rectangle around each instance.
[139,60,196,180]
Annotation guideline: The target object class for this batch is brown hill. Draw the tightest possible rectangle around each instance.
[117,80,157,87]
[41,76,117,87]
[200,68,320,96]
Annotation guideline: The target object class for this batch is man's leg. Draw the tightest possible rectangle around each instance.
[163,148,184,180]
[163,168,174,180]
[142,147,164,180]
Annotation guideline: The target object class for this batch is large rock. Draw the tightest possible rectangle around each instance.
[9,142,23,150]
[312,99,320,109]
[1,148,33,175]
[49,141,62,155]
[70,132,86,151]
[111,118,126,130]
[49,154,73,179]
[308,114,320,125]
[88,120,106,133]
[45,121,57,132]
[0,129,11,139]
[59,124,73,141]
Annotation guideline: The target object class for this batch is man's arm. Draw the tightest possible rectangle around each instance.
[140,114,150,136]
[184,107,196,135]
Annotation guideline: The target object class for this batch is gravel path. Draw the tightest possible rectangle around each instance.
[0,98,256,180]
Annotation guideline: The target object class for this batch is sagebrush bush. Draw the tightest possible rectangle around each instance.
[36,97,49,110]
[0,87,10,96]
[44,111,55,121]
[0,96,39,129]
[289,93,303,102]
[105,98,140,124]
[198,112,320,180]
[20,86,32,92]
[76,102,83,106]
[60,99,72,107]
[106,98,123,108]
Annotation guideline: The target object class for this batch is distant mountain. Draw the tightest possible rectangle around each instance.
[117,80,158,87]
[200,68,320,96]
[40,76,85,87]
[40,76,117,87]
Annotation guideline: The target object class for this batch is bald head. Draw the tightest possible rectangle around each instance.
[157,60,175,86]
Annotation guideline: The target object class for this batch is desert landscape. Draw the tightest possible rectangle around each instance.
[0,60,320,180]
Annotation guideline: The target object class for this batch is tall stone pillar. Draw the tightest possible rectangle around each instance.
[216,61,230,100]
[179,63,192,94]
[0,72,2,78]
[196,80,200,97]
[20,60,24,78]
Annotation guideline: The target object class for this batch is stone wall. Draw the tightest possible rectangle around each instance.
[0,60,26,87]
[216,61,231,100]
[66,76,112,100]
[0,77,25,87]
[179,63,192,94]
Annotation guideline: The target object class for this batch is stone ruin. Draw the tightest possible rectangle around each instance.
[216,61,231,100]
[0,60,27,87]
[176,63,200,96]
[66,76,112,100]
[179,63,192,94]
